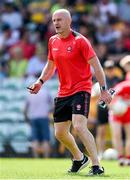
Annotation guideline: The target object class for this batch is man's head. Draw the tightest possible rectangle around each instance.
[120,55,130,73]
[52,9,72,36]
[103,60,115,78]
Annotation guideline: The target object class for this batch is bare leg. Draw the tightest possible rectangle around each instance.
[32,141,40,158]
[54,121,83,160]
[41,141,51,158]
[124,123,130,157]
[109,121,124,156]
[96,124,107,156]
[72,114,99,166]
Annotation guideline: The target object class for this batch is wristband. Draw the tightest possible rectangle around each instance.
[39,79,44,84]
[100,85,107,91]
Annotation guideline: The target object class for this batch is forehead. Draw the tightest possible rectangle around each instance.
[52,12,66,20]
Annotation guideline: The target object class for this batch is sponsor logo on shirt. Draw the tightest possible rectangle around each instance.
[53,48,59,51]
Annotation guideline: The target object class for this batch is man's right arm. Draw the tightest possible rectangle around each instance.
[88,56,112,105]
[28,60,55,94]
[38,60,56,83]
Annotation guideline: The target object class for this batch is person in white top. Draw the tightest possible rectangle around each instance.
[25,83,53,158]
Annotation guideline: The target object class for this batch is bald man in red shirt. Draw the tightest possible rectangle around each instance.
[28,9,112,176]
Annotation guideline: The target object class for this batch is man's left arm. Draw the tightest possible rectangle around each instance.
[88,56,112,105]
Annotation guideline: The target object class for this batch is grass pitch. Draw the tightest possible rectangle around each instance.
[0,158,130,179]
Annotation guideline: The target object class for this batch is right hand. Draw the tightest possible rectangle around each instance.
[27,81,42,94]
[99,90,112,105]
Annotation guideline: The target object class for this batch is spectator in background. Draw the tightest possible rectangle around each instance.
[108,37,127,55]
[122,24,130,52]
[98,0,118,24]
[89,5,104,28]
[45,22,56,41]
[96,60,121,159]
[51,0,67,13]
[118,0,130,23]
[0,23,19,52]
[1,2,23,30]
[74,0,91,13]
[26,44,47,77]
[109,66,130,166]
[96,24,121,44]
[25,76,53,158]
[10,30,36,59]
[0,61,8,78]
[95,44,108,66]
[120,55,130,80]
[9,47,28,77]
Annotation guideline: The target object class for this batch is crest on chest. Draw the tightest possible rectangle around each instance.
[67,46,72,52]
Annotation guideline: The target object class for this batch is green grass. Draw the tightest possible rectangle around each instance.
[0,158,130,179]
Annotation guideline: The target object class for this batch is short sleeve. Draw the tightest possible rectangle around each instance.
[80,37,96,62]
[48,38,54,61]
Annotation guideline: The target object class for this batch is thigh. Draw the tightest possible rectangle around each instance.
[53,96,72,123]
[72,114,87,129]
[39,118,50,141]
[72,91,90,118]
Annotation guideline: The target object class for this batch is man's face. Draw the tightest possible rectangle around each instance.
[52,13,70,34]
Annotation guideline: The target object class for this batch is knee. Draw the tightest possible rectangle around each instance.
[72,115,87,135]
[73,124,85,135]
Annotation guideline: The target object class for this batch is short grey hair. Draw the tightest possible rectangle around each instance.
[53,9,71,20]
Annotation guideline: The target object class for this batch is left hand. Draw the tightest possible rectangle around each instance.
[99,90,112,105]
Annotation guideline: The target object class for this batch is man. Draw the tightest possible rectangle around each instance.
[28,9,112,175]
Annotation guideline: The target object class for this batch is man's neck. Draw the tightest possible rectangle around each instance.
[58,29,71,38]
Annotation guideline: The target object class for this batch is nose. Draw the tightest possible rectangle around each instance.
[54,21,58,26]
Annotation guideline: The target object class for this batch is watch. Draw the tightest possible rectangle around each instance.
[100,85,108,91]
[39,79,44,85]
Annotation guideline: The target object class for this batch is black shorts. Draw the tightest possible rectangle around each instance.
[97,105,108,125]
[53,91,91,123]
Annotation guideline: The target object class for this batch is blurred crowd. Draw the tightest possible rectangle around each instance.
[0,0,130,79]
[0,0,130,161]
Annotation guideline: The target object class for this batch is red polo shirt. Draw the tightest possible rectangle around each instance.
[48,31,96,97]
